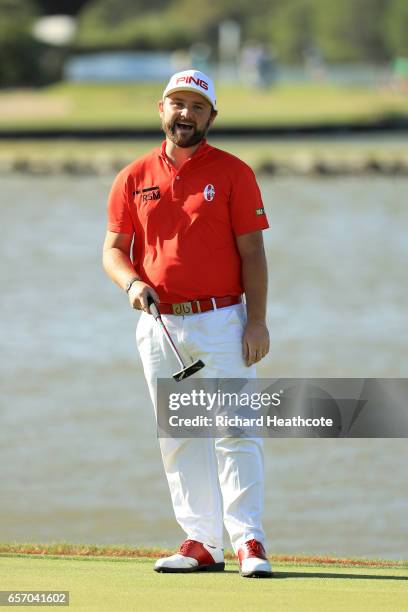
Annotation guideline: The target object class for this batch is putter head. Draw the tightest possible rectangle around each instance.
[173,359,205,382]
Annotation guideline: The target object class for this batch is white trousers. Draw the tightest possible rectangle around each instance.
[136,303,265,553]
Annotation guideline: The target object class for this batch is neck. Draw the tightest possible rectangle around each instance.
[165,139,202,169]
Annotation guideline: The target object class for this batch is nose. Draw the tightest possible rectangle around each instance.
[179,105,195,120]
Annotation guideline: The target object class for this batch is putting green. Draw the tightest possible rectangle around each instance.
[0,556,407,612]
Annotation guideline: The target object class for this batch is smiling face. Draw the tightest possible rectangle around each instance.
[158,91,217,148]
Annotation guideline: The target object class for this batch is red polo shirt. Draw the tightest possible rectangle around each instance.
[107,140,269,303]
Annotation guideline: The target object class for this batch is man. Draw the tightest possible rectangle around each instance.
[103,69,272,578]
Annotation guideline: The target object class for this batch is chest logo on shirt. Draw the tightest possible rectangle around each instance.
[203,184,215,202]
[133,186,161,202]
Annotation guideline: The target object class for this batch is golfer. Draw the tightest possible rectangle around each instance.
[103,69,272,577]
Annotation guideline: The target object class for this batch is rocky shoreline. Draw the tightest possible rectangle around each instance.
[1,155,407,176]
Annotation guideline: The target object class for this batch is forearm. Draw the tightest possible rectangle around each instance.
[241,246,268,324]
[103,247,138,291]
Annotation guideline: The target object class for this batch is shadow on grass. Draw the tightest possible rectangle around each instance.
[157,569,408,581]
[273,571,408,581]
[157,570,408,581]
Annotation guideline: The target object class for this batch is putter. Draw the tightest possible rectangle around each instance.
[147,296,205,382]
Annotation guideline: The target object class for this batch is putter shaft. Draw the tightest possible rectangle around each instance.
[147,296,205,381]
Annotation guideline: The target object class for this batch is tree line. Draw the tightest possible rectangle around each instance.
[1,0,407,86]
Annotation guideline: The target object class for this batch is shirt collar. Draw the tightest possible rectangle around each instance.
[159,138,210,163]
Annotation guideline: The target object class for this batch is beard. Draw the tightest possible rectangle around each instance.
[161,116,212,148]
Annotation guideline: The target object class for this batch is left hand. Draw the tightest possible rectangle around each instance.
[242,321,270,366]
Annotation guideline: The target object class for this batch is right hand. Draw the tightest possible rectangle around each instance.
[128,281,159,313]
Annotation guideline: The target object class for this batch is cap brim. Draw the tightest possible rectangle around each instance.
[163,86,216,110]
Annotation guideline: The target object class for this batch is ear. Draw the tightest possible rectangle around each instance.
[208,109,218,127]
[158,99,164,116]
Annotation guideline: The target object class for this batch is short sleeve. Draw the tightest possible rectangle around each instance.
[107,170,134,234]
[229,163,269,236]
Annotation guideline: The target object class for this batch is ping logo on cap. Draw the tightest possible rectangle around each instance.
[163,69,217,110]
[175,76,209,91]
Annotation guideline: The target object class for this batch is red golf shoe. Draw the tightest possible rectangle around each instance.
[238,539,273,578]
[154,539,225,573]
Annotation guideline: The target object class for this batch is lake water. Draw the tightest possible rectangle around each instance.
[1,174,407,559]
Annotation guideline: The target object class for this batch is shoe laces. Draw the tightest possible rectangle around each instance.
[244,539,265,556]
[179,540,196,555]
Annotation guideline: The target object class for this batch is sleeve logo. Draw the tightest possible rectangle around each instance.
[256,207,265,216]
[203,184,215,201]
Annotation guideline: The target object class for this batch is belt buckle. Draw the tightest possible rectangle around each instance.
[172,301,193,316]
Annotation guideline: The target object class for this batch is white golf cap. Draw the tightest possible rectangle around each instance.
[163,69,217,110]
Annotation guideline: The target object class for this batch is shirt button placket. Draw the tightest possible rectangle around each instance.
[173,174,182,201]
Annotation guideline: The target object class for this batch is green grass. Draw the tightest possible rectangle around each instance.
[0,552,407,612]
[0,81,407,130]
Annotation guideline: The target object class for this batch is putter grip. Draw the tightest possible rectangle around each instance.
[147,295,160,319]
